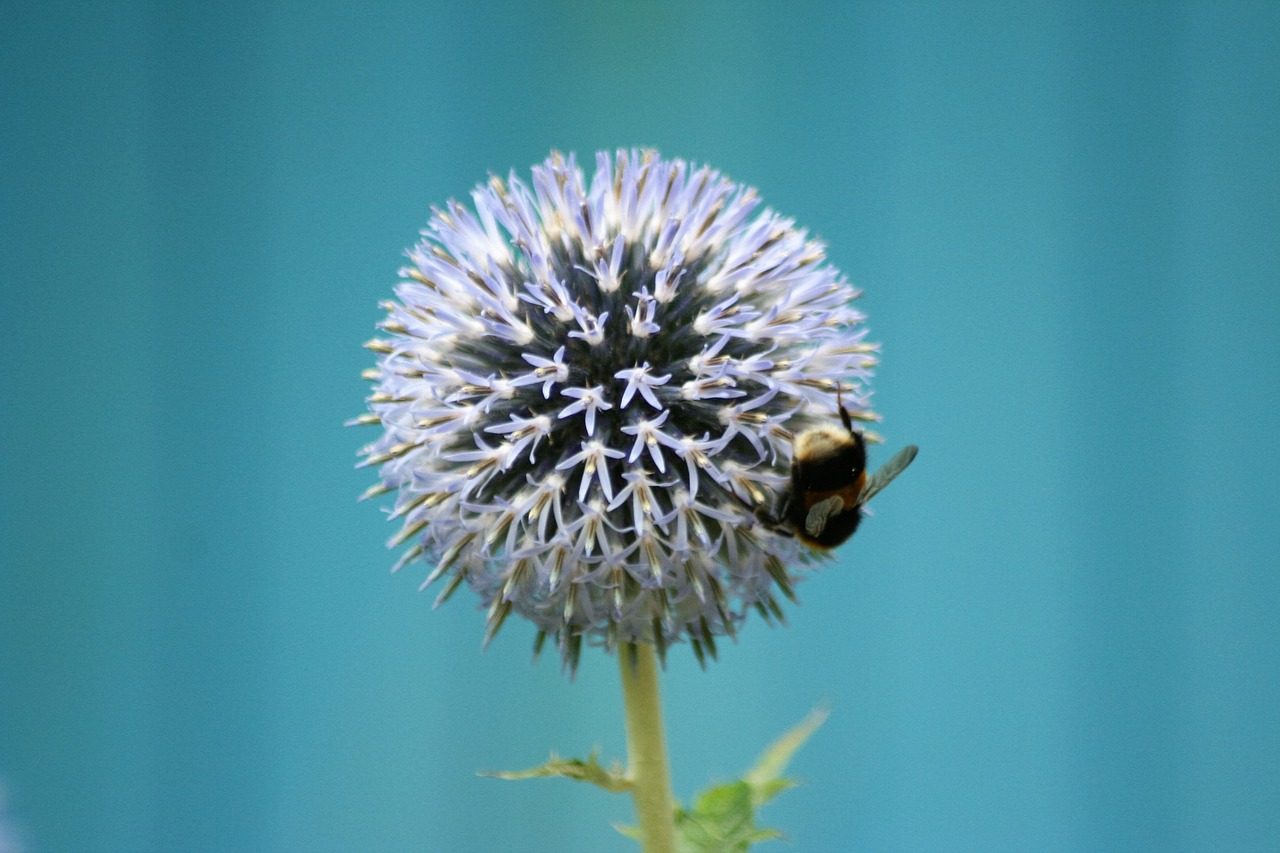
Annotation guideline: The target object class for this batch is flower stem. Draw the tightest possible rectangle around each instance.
[619,642,677,853]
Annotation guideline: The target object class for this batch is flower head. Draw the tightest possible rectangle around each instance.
[357,150,879,671]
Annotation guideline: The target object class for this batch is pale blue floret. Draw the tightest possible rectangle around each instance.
[615,364,671,410]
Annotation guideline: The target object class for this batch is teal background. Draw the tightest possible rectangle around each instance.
[3,2,1278,850]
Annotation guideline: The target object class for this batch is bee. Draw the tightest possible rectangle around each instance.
[742,390,918,549]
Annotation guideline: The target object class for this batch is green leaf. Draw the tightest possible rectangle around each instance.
[668,707,829,852]
[480,750,631,794]
[748,778,795,806]
[744,705,829,805]
[674,781,756,853]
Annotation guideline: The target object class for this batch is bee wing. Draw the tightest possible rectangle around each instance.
[858,445,918,506]
[805,495,845,538]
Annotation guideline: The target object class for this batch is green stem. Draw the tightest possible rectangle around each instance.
[619,642,677,853]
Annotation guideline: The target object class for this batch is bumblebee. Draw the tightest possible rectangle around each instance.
[745,391,918,549]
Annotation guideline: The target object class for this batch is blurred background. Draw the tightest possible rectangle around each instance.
[2,1,1278,850]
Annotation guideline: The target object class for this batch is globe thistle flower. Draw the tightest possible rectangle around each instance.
[356,149,879,672]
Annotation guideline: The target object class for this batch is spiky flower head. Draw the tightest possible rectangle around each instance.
[357,149,879,672]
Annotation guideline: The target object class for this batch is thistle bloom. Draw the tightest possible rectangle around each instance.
[358,150,878,671]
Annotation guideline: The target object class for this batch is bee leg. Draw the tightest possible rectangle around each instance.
[765,520,794,538]
[765,493,794,537]
[752,503,791,536]
[721,483,791,537]
[775,489,793,521]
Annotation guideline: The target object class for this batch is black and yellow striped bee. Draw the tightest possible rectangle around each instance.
[747,391,917,549]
